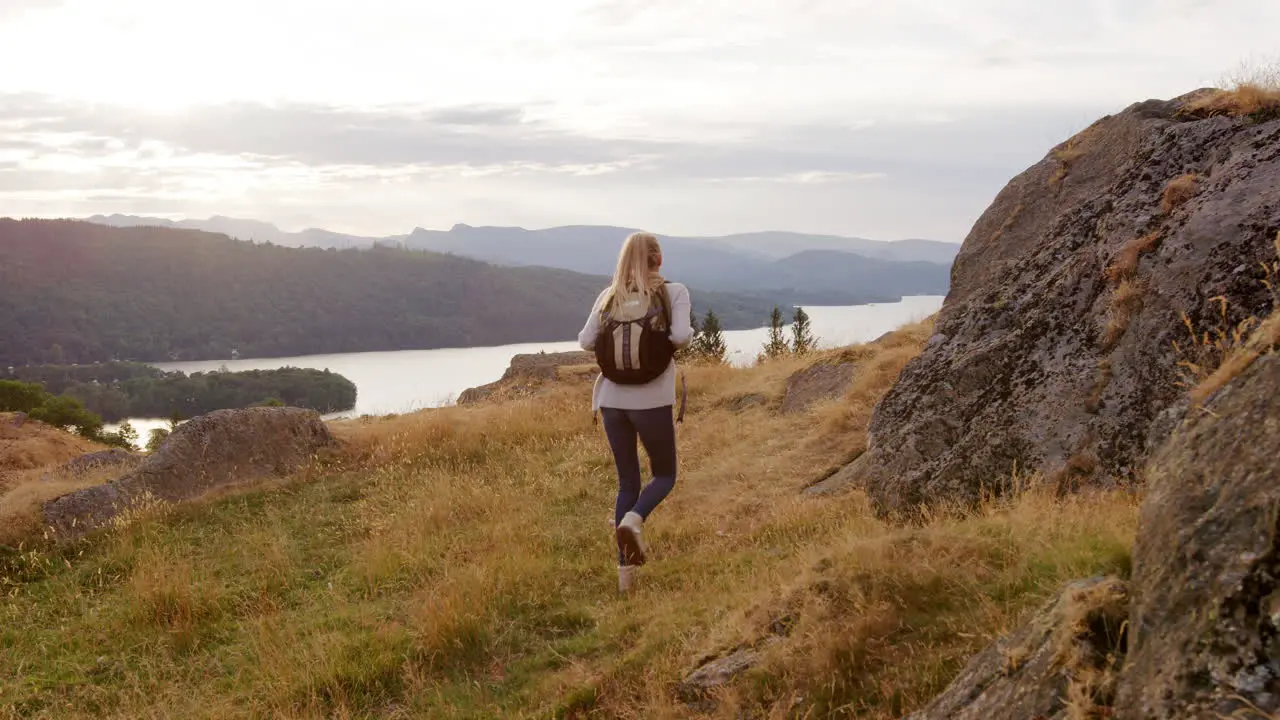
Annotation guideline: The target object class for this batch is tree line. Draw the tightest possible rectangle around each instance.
[678,305,818,364]
[0,219,781,366]
[9,363,357,423]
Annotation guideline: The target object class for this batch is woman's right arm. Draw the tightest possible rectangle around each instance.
[578,290,608,350]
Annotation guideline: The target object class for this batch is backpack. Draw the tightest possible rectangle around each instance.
[594,284,675,385]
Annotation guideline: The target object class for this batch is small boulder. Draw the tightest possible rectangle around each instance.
[780,362,854,414]
[43,407,334,538]
[10,412,26,428]
[678,647,763,710]
[1115,353,1280,719]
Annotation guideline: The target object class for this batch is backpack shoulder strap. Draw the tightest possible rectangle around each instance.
[654,283,673,329]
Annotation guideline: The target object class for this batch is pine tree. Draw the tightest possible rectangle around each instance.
[791,306,817,354]
[698,310,728,363]
[761,306,790,360]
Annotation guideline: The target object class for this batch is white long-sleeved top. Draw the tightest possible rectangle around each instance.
[577,283,693,411]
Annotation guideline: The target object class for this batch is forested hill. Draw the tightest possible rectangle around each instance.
[0,219,776,366]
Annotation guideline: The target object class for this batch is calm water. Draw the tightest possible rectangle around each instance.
[109,296,943,443]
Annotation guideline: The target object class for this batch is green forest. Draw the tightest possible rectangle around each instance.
[10,363,356,422]
[0,220,780,366]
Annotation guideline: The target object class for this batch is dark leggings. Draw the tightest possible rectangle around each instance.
[600,406,678,549]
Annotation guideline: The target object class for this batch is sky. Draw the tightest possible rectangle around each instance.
[0,0,1276,241]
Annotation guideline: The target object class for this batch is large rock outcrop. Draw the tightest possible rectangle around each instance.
[845,90,1280,517]
[909,351,1280,719]
[1114,352,1280,718]
[43,407,334,537]
[457,351,596,405]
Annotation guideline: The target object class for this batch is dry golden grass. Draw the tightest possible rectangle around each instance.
[0,413,106,478]
[1189,308,1280,406]
[1101,278,1145,350]
[1182,61,1280,119]
[0,418,118,545]
[1180,233,1280,404]
[1160,173,1201,214]
[1184,85,1280,119]
[1054,578,1128,720]
[0,463,126,545]
[0,318,1142,719]
[1105,231,1162,283]
[989,202,1025,245]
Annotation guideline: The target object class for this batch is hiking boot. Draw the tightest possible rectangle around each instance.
[616,511,647,566]
[618,565,638,593]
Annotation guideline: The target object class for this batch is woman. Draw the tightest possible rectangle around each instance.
[578,231,693,593]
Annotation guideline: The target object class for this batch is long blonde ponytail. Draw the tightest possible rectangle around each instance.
[602,232,662,311]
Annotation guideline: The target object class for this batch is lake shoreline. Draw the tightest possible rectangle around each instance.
[106,296,944,446]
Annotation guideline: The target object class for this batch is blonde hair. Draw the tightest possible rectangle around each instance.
[602,231,662,310]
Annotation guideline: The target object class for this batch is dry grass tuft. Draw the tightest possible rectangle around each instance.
[1084,360,1113,415]
[1180,233,1280,405]
[989,202,1025,246]
[1189,308,1280,406]
[1182,62,1280,119]
[1160,173,1201,214]
[1100,279,1146,350]
[1106,232,1162,283]
[1049,126,1097,187]
[1055,578,1128,720]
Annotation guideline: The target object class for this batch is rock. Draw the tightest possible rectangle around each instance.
[802,460,861,496]
[42,449,140,482]
[727,393,769,412]
[1115,353,1280,719]
[42,407,334,538]
[10,412,26,428]
[457,351,596,405]
[678,647,763,709]
[63,449,136,474]
[844,91,1280,518]
[907,577,1128,720]
[780,362,854,414]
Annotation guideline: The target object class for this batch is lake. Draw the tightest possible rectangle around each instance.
[109,295,943,444]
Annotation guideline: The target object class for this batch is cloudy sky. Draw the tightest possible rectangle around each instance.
[0,0,1275,241]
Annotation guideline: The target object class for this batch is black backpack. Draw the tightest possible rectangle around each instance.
[594,284,675,385]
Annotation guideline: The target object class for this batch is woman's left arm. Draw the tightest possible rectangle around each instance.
[669,284,694,348]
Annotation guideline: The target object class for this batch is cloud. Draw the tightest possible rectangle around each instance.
[2,0,1278,238]
[0,0,62,21]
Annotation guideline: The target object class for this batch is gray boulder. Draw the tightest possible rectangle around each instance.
[844,90,1280,518]
[1115,353,1280,718]
[43,407,334,537]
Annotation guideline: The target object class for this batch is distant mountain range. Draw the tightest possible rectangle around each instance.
[86,215,958,305]
[0,219,779,365]
[87,214,385,250]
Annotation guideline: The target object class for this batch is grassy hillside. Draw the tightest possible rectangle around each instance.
[0,321,1137,719]
[0,219,780,366]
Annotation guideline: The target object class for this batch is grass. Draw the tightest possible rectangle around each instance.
[0,319,1141,719]
[1182,62,1280,120]
[1100,278,1145,350]
[1105,231,1162,283]
[1177,233,1280,404]
[1160,174,1201,214]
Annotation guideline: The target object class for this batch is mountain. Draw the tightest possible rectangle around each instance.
[700,231,961,264]
[0,219,779,366]
[86,214,383,250]
[396,224,954,304]
[82,216,956,304]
